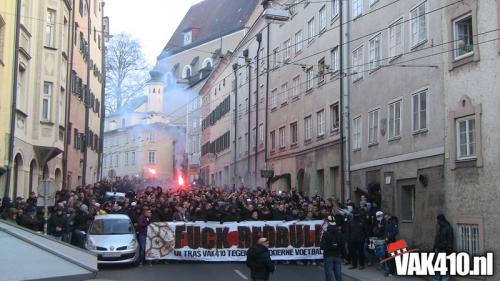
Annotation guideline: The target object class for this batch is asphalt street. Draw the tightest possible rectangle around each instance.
[95,262,357,281]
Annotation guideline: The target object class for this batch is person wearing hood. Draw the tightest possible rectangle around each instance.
[321,215,345,281]
[433,214,453,281]
[347,210,367,269]
[246,237,275,281]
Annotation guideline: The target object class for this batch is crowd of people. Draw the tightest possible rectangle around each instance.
[0,177,402,276]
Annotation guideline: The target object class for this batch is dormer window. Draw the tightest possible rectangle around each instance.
[183,30,192,46]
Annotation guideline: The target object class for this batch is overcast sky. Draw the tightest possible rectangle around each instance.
[105,0,203,65]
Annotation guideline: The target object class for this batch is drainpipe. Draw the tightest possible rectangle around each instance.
[4,0,22,198]
[63,0,76,190]
[264,25,270,189]
[339,0,351,203]
[243,49,251,187]
[82,1,91,185]
[232,63,238,186]
[255,32,262,188]
[98,2,106,181]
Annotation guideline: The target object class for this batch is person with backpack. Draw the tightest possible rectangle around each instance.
[246,237,275,281]
[321,215,345,281]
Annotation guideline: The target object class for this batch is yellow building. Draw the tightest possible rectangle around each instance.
[0,0,17,194]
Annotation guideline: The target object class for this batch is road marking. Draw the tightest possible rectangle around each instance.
[234,269,248,280]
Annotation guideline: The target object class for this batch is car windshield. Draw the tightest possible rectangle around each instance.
[89,218,134,235]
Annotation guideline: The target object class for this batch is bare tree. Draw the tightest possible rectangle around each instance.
[105,33,149,114]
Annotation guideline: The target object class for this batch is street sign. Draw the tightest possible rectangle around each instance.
[260,170,274,178]
[37,180,56,207]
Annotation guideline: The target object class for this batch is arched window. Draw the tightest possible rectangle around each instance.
[202,58,213,69]
[182,65,192,79]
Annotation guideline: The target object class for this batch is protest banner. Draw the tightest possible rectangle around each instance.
[145,220,326,261]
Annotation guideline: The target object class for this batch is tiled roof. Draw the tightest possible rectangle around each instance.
[159,0,260,59]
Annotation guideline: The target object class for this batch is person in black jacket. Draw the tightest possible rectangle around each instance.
[321,215,344,281]
[347,211,367,269]
[48,207,68,241]
[246,237,275,281]
[433,214,453,281]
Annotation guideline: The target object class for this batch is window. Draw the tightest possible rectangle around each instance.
[202,58,213,69]
[317,110,325,136]
[259,123,264,143]
[352,45,364,81]
[281,83,288,104]
[290,0,298,16]
[114,153,119,168]
[352,0,363,18]
[330,103,339,131]
[308,18,315,42]
[271,88,278,109]
[368,109,379,144]
[279,127,286,148]
[252,128,256,149]
[182,65,192,79]
[42,82,52,121]
[453,14,474,59]
[410,1,428,47]
[148,151,156,164]
[125,152,129,166]
[401,185,415,221]
[131,151,136,165]
[1,16,6,62]
[389,18,403,59]
[331,47,339,73]
[319,6,327,31]
[46,9,56,48]
[272,47,279,68]
[457,224,480,255]
[244,133,249,154]
[318,58,326,84]
[292,76,300,98]
[291,122,298,144]
[412,90,428,132]
[284,39,291,60]
[331,0,339,19]
[352,116,361,150]
[306,67,314,90]
[388,100,402,139]
[270,131,276,150]
[456,118,475,160]
[304,116,312,141]
[369,34,382,71]
[295,30,303,53]
[183,30,192,46]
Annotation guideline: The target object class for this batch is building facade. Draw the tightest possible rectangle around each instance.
[152,0,260,185]
[65,0,105,188]
[0,0,17,190]
[441,0,500,274]
[4,0,73,198]
[103,74,186,184]
[266,0,343,197]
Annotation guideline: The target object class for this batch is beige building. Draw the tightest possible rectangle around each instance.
[441,0,500,275]
[65,0,105,188]
[0,0,17,191]
[152,0,260,185]
[5,0,73,198]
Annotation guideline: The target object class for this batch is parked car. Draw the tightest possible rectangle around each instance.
[85,214,139,265]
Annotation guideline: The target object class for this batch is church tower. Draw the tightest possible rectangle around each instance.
[147,68,165,113]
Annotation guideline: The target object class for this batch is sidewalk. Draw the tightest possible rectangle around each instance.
[342,265,425,281]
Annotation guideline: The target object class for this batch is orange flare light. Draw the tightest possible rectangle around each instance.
[177,174,185,186]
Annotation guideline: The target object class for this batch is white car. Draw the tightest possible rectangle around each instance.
[85,214,140,265]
